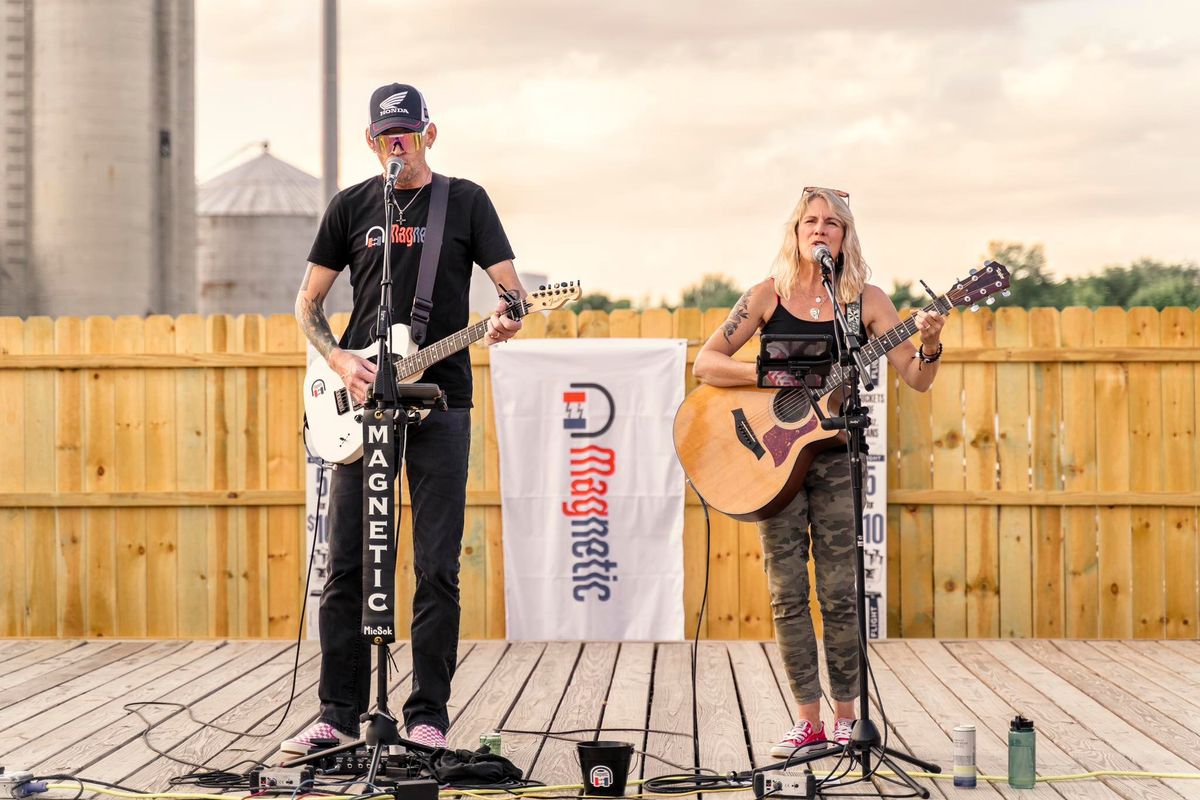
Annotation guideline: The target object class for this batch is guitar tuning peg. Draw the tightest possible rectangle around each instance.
[969,267,977,275]
[1002,290,1011,298]
[986,296,995,305]
[970,304,980,312]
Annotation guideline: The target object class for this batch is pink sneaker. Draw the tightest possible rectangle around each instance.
[770,720,827,757]
[280,721,354,754]
[407,723,448,749]
[833,718,855,746]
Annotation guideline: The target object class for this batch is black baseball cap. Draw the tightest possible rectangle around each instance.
[369,83,430,137]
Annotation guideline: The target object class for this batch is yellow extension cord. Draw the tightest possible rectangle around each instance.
[42,768,1200,799]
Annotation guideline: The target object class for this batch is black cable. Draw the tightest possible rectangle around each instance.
[688,475,711,772]
[641,771,751,794]
[117,459,329,786]
[630,481,728,796]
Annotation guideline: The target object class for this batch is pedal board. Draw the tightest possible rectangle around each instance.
[308,746,425,777]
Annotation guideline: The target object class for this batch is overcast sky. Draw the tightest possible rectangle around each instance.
[196,0,1199,303]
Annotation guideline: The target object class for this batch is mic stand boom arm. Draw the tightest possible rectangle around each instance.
[819,264,875,393]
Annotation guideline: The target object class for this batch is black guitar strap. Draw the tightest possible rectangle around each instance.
[409,173,449,347]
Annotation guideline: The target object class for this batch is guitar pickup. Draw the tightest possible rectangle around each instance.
[334,388,351,415]
[732,408,765,459]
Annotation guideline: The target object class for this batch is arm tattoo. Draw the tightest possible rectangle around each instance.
[721,287,753,343]
[297,294,340,359]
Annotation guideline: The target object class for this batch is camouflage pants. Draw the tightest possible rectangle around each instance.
[758,448,861,704]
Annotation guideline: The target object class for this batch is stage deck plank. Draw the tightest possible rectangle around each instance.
[2,639,1200,798]
[446,641,544,754]
[0,639,81,674]
[898,640,1118,800]
[598,641,654,780]
[728,641,791,768]
[530,641,619,785]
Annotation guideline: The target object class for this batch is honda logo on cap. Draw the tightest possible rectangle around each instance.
[379,91,408,112]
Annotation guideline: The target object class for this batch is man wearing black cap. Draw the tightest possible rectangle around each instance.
[285,83,524,753]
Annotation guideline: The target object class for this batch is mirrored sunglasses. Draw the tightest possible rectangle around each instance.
[375,130,425,154]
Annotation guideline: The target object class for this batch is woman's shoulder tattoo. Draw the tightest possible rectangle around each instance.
[721,286,753,343]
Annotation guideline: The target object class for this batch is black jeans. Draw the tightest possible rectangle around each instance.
[317,407,471,736]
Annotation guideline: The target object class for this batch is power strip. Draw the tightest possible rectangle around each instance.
[0,771,44,799]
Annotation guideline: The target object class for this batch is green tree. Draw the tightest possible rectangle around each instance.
[681,274,742,310]
[888,280,925,310]
[1065,259,1200,309]
[986,244,1200,310]
[573,292,632,313]
[987,241,1069,308]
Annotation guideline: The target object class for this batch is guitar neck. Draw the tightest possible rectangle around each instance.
[395,300,530,378]
[819,294,953,397]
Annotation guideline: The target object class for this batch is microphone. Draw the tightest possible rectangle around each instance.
[385,157,404,190]
[812,244,837,273]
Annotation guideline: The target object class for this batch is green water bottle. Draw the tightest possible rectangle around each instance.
[1008,715,1036,789]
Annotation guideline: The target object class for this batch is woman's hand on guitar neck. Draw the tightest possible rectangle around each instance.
[329,348,378,405]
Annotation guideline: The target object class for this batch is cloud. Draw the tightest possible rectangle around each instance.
[196,0,1200,300]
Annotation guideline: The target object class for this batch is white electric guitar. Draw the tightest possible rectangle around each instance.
[304,281,582,464]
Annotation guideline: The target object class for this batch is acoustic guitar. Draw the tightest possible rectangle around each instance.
[672,262,1011,521]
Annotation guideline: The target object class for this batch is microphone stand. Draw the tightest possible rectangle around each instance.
[775,262,939,797]
[282,169,445,785]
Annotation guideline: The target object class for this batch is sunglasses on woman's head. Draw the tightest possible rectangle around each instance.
[803,186,850,202]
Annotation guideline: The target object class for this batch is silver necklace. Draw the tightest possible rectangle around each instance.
[390,182,425,225]
[800,289,825,320]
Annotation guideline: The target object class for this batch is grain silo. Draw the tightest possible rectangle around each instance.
[0,0,31,314]
[26,0,195,317]
[197,147,349,316]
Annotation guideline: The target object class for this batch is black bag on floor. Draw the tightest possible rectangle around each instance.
[422,746,525,786]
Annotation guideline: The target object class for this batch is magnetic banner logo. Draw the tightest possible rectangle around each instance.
[361,411,398,641]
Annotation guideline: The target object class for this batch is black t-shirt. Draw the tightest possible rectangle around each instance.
[307,174,514,407]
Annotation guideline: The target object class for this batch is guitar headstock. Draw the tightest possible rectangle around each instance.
[522,280,583,313]
[944,260,1012,311]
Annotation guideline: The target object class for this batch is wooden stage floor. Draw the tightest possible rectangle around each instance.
[1,639,1199,799]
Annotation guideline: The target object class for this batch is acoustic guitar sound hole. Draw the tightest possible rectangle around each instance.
[772,389,810,423]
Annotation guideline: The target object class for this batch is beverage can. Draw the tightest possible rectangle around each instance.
[953,724,977,788]
[480,731,502,756]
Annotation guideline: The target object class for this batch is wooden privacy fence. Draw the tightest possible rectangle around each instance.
[0,307,1197,641]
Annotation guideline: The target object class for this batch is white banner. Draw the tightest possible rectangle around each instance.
[860,355,888,639]
[491,339,687,641]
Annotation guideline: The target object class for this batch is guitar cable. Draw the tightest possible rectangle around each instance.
[120,450,331,785]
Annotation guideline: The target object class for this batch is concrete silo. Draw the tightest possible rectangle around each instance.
[197,147,350,316]
[0,0,31,315]
[27,0,194,317]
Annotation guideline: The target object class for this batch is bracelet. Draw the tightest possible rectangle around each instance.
[916,341,943,365]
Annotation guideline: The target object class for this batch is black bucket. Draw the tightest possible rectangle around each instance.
[577,740,633,797]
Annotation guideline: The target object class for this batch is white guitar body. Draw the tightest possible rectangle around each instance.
[302,281,582,465]
[303,323,424,465]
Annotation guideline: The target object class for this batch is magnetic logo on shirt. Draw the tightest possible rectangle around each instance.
[365,225,427,248]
